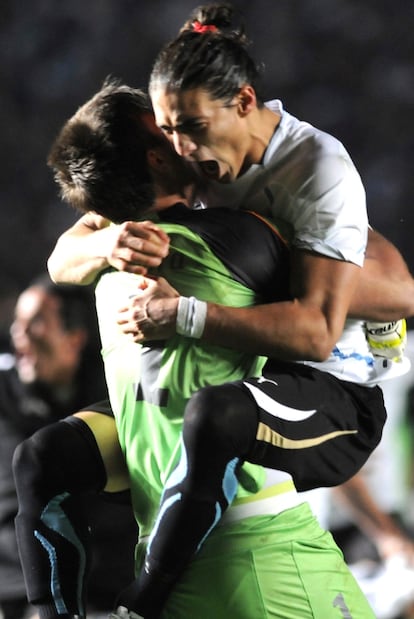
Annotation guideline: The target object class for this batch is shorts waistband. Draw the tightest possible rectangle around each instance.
[138,481,303,544]
[220,479,303,525]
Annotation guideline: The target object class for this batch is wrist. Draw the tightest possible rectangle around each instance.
[176,296,207,338]
[145,295,179,329]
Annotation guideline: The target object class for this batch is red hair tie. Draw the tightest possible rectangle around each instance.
[192,20,218,34]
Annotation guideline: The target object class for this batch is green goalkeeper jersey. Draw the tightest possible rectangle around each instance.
[95,205,289,535]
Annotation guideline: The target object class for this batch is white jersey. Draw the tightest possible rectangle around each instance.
[302,318,410,385]
[199,100,409,385]
[200,99,367,266]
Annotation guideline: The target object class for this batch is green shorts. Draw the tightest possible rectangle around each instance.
[142,502,374,619]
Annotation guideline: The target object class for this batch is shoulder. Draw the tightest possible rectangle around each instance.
[0,355,20,415]
[265,101,349,166]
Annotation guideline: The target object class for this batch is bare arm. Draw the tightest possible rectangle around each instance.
[118,249,360,361]
[117,229,414,356]
[48,217,413,358]
[349,228,414,320]
[47,212,170,285]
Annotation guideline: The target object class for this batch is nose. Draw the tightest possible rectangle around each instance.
[10,318,40,347]
[10,320,28,349]
[171,132,197,158]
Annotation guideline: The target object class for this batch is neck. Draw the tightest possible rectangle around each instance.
[155,194,187,211]
[154,183,195,211]
[241,108,281,173]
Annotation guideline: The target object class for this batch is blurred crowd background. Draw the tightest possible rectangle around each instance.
[1,0,414,337]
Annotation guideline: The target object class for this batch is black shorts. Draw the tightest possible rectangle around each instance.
[240,360,386,491]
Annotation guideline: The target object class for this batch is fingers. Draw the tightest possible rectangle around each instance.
[116,275,179,343]
[138,277,150,290]
[121,221,170,256]
[138,220,170,245]
[108,221,170,272]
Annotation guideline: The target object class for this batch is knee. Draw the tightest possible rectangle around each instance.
[183,384,256,451]
[13,430,52,496]
[185,386,232,434]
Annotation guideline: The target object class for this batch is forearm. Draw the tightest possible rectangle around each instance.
[350,228,414,320]
[48,215,170,286]
[48,232,109,285]
[203,300,331,360]
[349,277,414,321]
[141,295,340,361]
[123,252,359,360]
[198,252,357,359]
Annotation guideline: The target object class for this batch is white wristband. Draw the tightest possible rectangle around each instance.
[176,296,207,338]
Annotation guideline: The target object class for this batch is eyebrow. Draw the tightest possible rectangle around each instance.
[158,117,205,133]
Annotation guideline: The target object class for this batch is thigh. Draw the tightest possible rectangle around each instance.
[161,505,375,619]
[242,361,386,490]
[162,547,270,619]
[253,528,375,619]
[285,536,376,619]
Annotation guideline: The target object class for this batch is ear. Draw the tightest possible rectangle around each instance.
[147,147,167,173]
[67,328,88,355]
[237,85,257,116]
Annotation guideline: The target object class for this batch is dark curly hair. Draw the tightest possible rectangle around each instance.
[149,3,264,106]
[48,78,165,223]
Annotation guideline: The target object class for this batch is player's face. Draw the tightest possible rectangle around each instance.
[142,111,196,190]
[10,287,85,385]
[151,86,249,183]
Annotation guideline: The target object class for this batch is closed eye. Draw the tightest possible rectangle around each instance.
[159,120,207,136]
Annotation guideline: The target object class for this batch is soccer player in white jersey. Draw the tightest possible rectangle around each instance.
[97,2,414,615]
[39,81,378,619]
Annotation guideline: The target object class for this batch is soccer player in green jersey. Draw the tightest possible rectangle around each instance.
[14,80,376,619]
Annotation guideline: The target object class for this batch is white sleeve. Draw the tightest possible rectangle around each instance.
[289,152,368,266]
